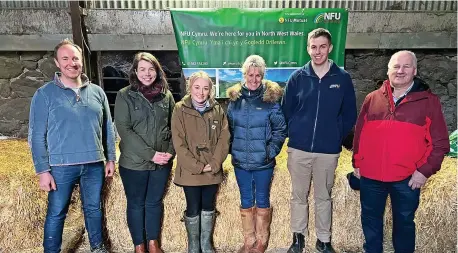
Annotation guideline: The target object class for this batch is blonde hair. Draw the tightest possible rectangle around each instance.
[241,55,266,78]
[186,71,215,99]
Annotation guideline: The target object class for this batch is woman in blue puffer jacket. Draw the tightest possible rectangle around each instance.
[226,55,287,253]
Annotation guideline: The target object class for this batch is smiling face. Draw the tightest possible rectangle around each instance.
[244,67,263,91]
[190,77,211,103]
[307,36,333,66]
[54,44,83,82]
[387,51,417,89]
[136,60,157,86]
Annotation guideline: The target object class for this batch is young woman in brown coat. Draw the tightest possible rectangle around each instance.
[171,71,230,253]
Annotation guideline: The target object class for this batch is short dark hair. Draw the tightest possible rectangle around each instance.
[307,28,332,45]
[53,38,83,59]
[129,52,168,90]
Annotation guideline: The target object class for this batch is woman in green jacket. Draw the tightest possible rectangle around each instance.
[114,52,175,253]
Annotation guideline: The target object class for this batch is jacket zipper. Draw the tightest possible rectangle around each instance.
[208,118,212,141]
[311,79,321,151]
[70,89,80,102]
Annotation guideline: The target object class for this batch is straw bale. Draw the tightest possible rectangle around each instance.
[1,140,456,253]
[0,140,83,252]
[101,146,456,253]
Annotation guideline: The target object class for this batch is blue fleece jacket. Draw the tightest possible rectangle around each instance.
[28,73,116,174]
[281,61,357,154]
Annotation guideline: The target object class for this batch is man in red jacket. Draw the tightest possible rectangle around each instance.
[352,50,450,253]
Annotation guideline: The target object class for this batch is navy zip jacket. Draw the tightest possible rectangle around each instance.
[281,60,357,154]
[227,80,287,170]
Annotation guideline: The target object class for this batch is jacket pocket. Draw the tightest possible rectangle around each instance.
[209,117,222,148]
[131,104,148,135]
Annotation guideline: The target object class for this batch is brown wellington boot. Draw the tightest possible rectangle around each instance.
[249,207,272,253]
[237,207,257,253]
[134,243,146,253]
[148,240,163,253]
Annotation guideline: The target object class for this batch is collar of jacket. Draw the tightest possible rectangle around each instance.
[301,60,339,78]
[127,84,166,102]
[181,94,217,113]
[129,83,167,95]
[226,79,283,103]
[382,77,431,104]
[53,72,90,89]
[241,81,264,98]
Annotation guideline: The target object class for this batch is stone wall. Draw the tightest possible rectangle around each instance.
[0,52,58,137]
[346,49,457,132]
[0,49,455,137]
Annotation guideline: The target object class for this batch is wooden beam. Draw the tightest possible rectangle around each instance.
[69,1,83,49]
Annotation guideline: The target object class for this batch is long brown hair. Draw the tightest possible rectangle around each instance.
[129,52,168,90]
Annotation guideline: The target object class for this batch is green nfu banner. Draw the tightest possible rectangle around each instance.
[170,8,348,98]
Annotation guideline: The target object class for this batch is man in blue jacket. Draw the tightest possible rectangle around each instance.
[281,28,357,253]
[28,39,116,253]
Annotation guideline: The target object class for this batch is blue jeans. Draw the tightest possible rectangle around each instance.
[360,176,420,253]
[234,167,274,209]
[119,166,171,245]
[44,162,105,253]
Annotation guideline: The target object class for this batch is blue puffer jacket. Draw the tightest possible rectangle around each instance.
[227,80,287,170]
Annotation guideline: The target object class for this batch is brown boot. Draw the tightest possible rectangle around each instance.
[249,207,272,253]
[237,207,257,253]
[134,244,146,253]
[148,240,163,253]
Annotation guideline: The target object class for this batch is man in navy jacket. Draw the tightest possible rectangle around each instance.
[281,28,357,253]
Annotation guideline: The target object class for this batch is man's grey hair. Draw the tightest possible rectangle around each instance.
[388,50,417,68]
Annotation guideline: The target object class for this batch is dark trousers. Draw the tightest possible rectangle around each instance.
[182,184,219,217]
[119,166,171,245]
[360,176,420,253]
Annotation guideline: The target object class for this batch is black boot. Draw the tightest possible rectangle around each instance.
[316,239,336,253]
[286,233,305,253]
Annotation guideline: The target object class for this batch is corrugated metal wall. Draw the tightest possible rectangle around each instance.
[0,0,68,8]
[1,0,456,11]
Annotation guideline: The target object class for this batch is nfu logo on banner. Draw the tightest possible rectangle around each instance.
[314,12,341,23]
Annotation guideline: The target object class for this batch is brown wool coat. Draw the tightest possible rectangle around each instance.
[171,95,230,186]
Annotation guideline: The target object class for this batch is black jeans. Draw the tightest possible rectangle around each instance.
[119,166,171,245]
[360,176,420,253]
[182,184,219,217]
